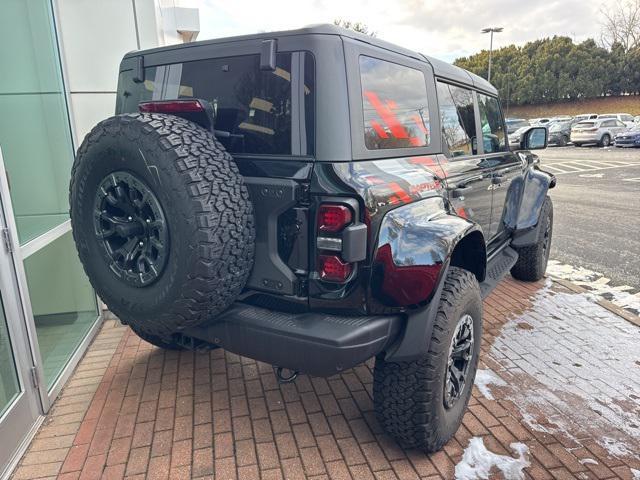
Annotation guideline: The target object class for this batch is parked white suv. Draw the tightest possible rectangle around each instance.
[571,119,628,147]
[597,113,635,128]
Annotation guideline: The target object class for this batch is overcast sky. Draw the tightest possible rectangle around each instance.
[197,0,603,62]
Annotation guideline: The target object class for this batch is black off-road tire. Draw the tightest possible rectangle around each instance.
[373,267,482,452]
[70,113,255,340]
[510,196,553,281]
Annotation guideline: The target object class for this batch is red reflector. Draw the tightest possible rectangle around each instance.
[318,255,352,282]
[139,100,204,113]
[318,204,352,232]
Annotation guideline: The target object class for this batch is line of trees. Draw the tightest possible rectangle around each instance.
[454,37,640,106]
[455,0,640,106]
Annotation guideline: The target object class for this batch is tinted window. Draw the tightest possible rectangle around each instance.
[116,53,316,156]
[477,93,506,153]
[359,56,430,150]
[436,82,477,157]
[303,54,315,155]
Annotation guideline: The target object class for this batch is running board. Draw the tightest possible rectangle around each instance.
[479,246,518,299]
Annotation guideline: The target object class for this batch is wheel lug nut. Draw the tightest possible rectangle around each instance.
[139,241,144,246]
[128,216,132,221]
[146,219,151,223]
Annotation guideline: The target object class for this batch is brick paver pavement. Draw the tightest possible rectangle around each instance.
[11,276,640,479]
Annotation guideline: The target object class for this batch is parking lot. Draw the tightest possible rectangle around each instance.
[536,145,640,301]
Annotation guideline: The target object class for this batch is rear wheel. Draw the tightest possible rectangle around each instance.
[70,113,255,340]
[511,196,553,281]
[558,135,568,147]
[373,267,482,452]
[599,134,611,147]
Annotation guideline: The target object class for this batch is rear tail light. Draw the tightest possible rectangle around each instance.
[317,204,352,232]
[318,255,352,282]
[139,99,205,113]
[316,202,365,283]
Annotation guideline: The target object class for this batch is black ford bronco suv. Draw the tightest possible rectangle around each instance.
[70,25,554,452]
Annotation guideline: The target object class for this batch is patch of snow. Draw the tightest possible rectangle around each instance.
[631,468,640,480]
[455,437,530,480]
[579,458,598,465]
[546,260,640,314]
[489,284,640,460]
[474,369,506,401]
[601,437,633,458]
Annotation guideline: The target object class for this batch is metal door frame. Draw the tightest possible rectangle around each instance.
[0,147,103,407]
[0,148,44,480]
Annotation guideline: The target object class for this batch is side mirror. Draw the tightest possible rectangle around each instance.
[519,126,548,150]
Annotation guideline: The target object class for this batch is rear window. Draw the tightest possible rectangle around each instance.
[117,53,315,156]
[359,56,430,150]
[577,121,595,127]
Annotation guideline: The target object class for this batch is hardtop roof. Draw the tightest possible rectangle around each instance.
[125,24,498,96]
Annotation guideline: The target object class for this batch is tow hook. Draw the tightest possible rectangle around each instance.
[273,366,298,383]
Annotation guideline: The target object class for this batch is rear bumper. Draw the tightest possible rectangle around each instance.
[183,303,403,376]
[570,133,600,143]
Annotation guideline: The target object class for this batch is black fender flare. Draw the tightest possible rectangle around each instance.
[512,166,556,247]
[369,197,485,361]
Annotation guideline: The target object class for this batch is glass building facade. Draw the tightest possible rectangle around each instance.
[0,1,100,474]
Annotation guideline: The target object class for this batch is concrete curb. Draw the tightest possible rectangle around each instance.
[550,276,640,328]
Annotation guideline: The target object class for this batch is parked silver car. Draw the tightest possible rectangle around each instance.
[597,113,635,128]
[573,113,598,123]
[571,119,628,147]
[530,117,551,125]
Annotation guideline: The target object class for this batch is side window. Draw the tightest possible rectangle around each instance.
[616,120,626,127]
[436,81,477,157]
[359,56,430,150]
[477,93,507,153]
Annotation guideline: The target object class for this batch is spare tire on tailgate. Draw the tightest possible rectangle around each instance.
[70,113,255,339]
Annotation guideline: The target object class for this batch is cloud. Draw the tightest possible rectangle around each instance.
[197,0,603,62]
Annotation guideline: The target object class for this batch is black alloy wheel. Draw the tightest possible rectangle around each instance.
[443,313,475,409]
[93,171,169,287]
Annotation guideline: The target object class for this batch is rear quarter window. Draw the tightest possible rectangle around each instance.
[359,56,430,150]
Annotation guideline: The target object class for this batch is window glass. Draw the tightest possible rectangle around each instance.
[0,295,20,417]
[303,53,315,156]
[359,56,430,150]
[0,0,75,244]
[25,231,98,389]
[118,54,296,155]
[436,82,477,157]
[477,93,507,153]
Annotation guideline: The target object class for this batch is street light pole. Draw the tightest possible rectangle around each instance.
[481,27,503,83]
